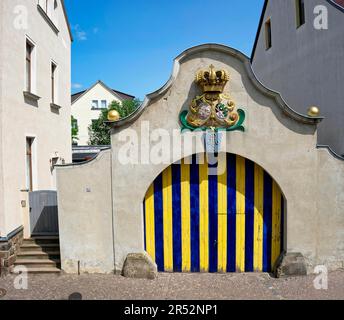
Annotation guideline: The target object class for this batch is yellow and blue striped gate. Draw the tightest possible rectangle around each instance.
[143,153,284,273]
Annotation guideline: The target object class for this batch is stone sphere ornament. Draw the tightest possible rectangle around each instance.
[307,106,320,117]
[107,110,120,121]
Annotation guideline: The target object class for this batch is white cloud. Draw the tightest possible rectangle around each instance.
[72,83,83,89]
[72,24,87,41]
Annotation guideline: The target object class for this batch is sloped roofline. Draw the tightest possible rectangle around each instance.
[107,43,323,129]
[61,0,73,42]
[251,0,344,61]
[71,80,135,105]
[250,0,268,62]
[327,0,344,12]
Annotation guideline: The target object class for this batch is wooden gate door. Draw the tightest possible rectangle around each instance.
[143,153,284,273]
[29,190,59,236]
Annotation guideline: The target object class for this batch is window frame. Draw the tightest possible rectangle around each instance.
[295,0,306,28]
[91,100,99,109]
[51,62,57,104]
[26,41,33,92]
[101,100,107,109]
[264,18,272,50]
[37,0,59,34]
[25,136,36,192]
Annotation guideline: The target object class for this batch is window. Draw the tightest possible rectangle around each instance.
[295,0,305,28]
[51,62,57,103]
[43,0,51,17]
[92,100,99,109]
[265,19,272,50]
[26,41,34,92]
[101,100,107,108]
[38,0,59,27]
[53,0,58,26]
[26,137,34,191]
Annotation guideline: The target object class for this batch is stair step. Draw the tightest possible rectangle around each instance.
[12,267,61,274]
[23,238,60,245]
[14,259,60,268]
[29,235,59,240]
[20,243,60,251]
[15,237,61,273]
[17,251,60,260]
[18,250,60,255]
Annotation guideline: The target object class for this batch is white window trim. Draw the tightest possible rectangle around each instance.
[25,134,38,191]
[38,0,59,25]
[25,35,37,95]
[51,59,59,104]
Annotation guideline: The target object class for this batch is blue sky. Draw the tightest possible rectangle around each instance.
[65,0,265,99]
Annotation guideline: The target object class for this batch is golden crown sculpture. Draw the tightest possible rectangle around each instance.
[195,65,229,93]
[179,65,245,132]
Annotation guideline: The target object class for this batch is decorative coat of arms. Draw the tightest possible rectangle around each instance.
[180,65,245,131]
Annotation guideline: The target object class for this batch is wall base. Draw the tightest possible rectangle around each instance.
[275,252,308,278]
[0,228,24,277]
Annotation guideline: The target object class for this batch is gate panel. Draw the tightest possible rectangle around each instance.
[143,153,284,273]
[29,190,59,236]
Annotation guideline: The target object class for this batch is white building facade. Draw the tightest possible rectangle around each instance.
[0,0,72,257]
[71,80,135,146]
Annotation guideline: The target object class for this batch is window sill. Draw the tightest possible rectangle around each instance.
[50,103,62,110]
[23,91,41,101]
[37,4,59,35]
[296,23,305,30]
[91,107,107,111]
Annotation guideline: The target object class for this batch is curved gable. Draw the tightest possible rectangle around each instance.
[108,44,322,130]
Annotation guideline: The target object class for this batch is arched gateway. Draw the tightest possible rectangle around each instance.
[56,44,344,277]
[143,153,284,273]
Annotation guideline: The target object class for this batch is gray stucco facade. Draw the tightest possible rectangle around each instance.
[56,44,344,275]
[252,0,344,156]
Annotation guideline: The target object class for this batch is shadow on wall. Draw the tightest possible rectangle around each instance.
[31,205,59,235]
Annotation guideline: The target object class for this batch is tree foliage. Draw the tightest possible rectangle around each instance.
[88,99,140,146]
[71,116,79,145]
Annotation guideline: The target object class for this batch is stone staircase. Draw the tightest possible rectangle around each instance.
[13,236,61,273]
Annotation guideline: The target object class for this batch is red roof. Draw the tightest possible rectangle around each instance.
[333,0,344,8]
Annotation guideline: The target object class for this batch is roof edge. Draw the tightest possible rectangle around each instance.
[106,43,323,129]
[251,1,344,62]
[251,0,268,62]
[55,148,111,168]
[71,80,135,105]
[61,0,73,42]
[326,0,344,12]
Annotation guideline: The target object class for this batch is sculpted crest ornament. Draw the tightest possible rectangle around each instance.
[180,65,245,131]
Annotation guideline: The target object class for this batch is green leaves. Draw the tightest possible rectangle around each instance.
[88,99,140,145]
[71,116,79,145]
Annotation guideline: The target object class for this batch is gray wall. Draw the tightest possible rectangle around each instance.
[56,150,114,273]
[252,0,344,155]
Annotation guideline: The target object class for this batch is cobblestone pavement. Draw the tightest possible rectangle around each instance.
[0,270,344,300]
